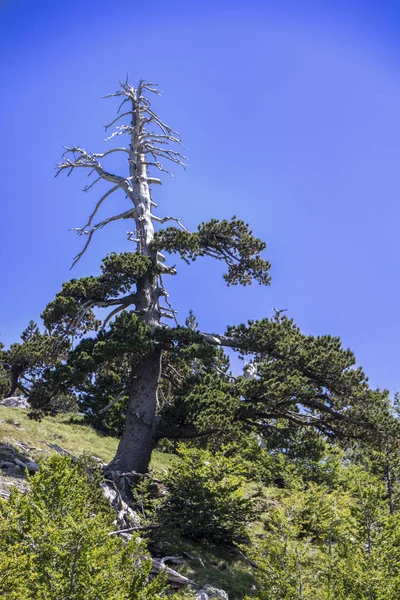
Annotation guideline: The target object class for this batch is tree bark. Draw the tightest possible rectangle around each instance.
[110,349,162,474]
[108,88,163,476]
[385,452,395,515]
[6,367,20,398]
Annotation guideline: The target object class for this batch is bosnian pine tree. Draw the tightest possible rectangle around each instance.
[35,79,391,485]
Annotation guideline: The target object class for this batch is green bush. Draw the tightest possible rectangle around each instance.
[162,445,255,545]
[0,454,166,599]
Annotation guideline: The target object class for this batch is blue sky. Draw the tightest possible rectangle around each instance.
[0,0,399,392]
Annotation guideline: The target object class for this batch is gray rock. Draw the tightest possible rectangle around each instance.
[0,396,29,409]
[196,585,229,600]
[0,461,22,476]
[24,461,40,473]
[2,456,39,474]
[0,460,18,469]
[13,458,28,468]
[0,446,16,458]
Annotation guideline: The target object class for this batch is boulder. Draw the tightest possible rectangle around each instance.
[13,458,39,473]
[0,445,16,459]
[0,396,29,409]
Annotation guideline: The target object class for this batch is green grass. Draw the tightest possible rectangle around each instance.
[151,532,257,599]
[0,406,119,462]
[0,406,176,473]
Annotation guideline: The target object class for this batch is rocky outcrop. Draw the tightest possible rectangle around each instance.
[195,585,229,599]
[0,445,39,476]
[0,396,29,409]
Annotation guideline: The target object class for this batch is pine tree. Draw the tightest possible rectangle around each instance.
[37,79,392,485]
[1,321,68,401]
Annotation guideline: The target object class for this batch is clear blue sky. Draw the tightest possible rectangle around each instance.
[0,0,399,393]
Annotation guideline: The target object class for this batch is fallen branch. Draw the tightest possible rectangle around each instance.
[108,524,158,536]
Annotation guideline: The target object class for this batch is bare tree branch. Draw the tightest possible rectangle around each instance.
[104,112,133,131]
[151,215,188,231]
[82,176,102,193]
[71,208,136,268]
[100,302,132,331]
[98,392,125,415]
[81,183,122,230]
[56,146,130,189]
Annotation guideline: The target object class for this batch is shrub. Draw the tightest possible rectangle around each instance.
[162,445,255,545]
[0,454,166,599]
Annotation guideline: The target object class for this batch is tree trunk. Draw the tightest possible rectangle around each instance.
[385,453,395,515]
[109,350,162,475]
[66,83,183,483]
[6,368,19,398]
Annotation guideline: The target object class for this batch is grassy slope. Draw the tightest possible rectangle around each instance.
[0,405,257,598]
[0,405,174,472]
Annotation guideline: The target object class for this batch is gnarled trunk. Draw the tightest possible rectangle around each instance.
[109,350,161,474]
[6,367,20,398]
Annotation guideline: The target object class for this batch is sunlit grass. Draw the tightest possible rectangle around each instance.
[0,406,177,472]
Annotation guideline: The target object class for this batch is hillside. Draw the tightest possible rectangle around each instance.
[0,404,176,470]
[0,404,177,501]
[0,404,256,599]
[2,403,400,600]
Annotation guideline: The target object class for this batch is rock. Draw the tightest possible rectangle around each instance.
[0,396,29,409]
[0,461,22,476]
[0,445,16,459]
[195,585,229,600]
[0,460,18,469]
[0,473,29,499]
[1,453,39,475]
[25,461,40,473]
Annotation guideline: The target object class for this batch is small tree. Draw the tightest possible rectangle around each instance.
[37,79,391,483]
[1,321,68,402]
[0,454,166,599]
[161,445,255,545]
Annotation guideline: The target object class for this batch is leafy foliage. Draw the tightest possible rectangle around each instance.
[0,454,167,599]
[0,321,68,401]
[29,311,154,417]
[245,442,400,600]
[160,446,256,545]
[226,317,393,442]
